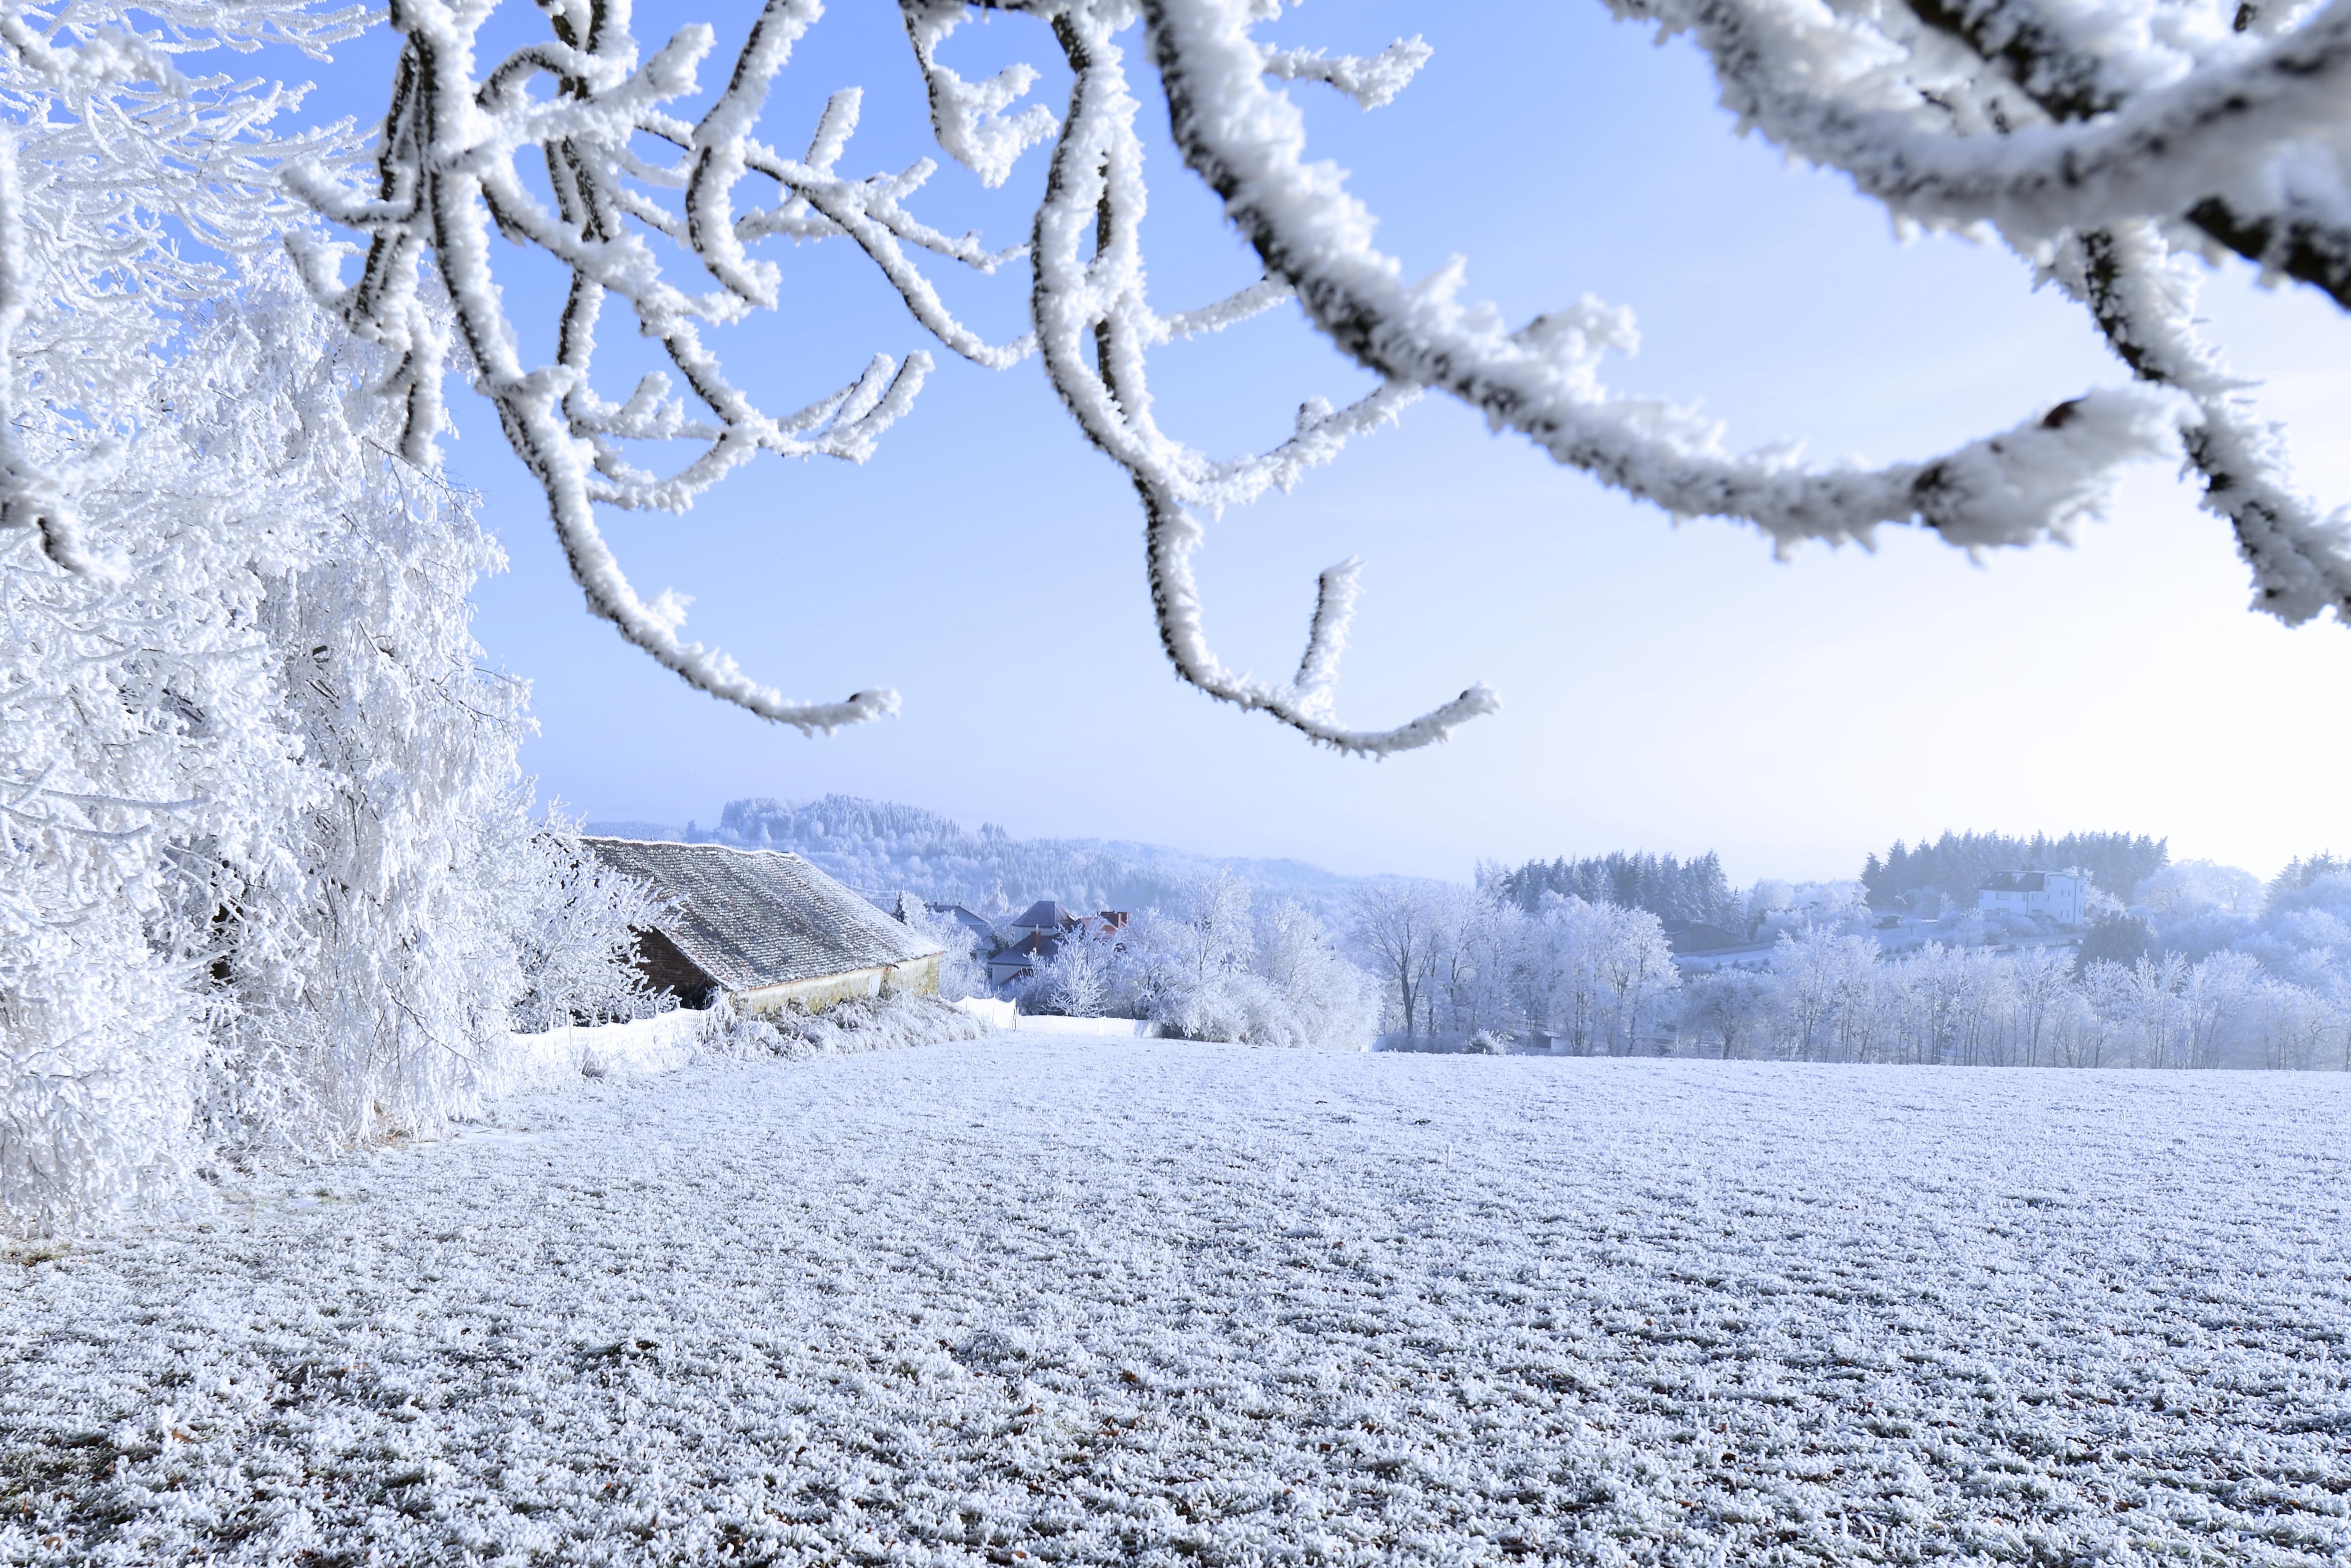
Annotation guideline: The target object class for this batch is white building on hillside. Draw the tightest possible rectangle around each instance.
[1977,870,2088,926]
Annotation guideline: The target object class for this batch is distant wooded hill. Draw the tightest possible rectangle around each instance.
[1485,831,2177,927]
[586,795,1408,923]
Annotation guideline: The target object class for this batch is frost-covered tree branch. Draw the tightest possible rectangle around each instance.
[1022,1,1493,754]
[1878,0,2351,623]
[288,0,1036,734]
[302,0,2351,748]
[1587,0,2351,622]
[1123,0,2351,626]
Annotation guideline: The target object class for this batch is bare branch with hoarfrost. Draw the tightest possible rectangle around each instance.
[1027,1,1493,754]
[1260,37,1431,110]
[296,0,2351,745]
[1142,0,2351,626]
[287,0,1028,735]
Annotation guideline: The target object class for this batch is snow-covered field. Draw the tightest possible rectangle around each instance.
[5,1044,2348,1565]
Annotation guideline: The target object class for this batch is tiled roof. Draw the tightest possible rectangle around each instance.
[1980,871,2051,894]
[583,838,944,993]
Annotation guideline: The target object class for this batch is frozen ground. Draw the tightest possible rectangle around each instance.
[4,1044,2348,1565]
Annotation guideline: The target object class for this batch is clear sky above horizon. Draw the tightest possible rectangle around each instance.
[300,1,2350,886]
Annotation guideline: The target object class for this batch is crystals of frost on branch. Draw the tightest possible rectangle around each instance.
[0,135,115,579]
[1611,0,2351,262]
[1260,36,1431,109]
[901,0,1061,186]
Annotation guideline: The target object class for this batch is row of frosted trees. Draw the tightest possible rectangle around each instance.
[1346,882,2350,1069]
[1349,885,1682,1053]
[1694,934,2345,1071]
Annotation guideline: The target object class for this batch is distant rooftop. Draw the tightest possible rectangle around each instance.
[1010,899,1080,932]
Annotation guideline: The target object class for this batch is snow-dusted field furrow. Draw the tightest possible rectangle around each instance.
[3,1046,2347,1565]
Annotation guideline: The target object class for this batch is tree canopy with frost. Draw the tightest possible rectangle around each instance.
[277,0,2351,755]
[0,1,655,1233]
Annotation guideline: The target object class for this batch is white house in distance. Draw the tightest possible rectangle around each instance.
[1977,870,2088,926]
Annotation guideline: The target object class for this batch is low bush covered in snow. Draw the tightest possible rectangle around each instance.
[708,993,998,1064]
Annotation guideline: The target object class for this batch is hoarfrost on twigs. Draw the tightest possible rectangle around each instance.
[291,0,2351,752]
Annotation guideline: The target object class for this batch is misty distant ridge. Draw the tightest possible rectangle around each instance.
[585,794,1407,922]
[581,808,2212,929]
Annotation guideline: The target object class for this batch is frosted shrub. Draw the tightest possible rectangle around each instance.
[1112,879,1376,1048]
[1026,922,1120,1018]
[1156,969,1288,1048]
[718,993,994,1062]
[510,818,666,1033]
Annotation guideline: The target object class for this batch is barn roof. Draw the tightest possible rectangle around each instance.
[583,838,943,993]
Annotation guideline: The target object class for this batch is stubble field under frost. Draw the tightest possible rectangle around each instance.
[3,1041,2347,1565]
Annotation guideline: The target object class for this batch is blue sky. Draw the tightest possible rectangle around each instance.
[299,2,2349,884]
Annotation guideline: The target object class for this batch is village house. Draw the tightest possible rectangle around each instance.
[1976,869,2089,926]
[984,899,1129,989]
[584,837,945,1013]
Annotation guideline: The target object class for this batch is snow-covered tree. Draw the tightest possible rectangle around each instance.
[2249,976,2340,1071]
[895,897,990,1001]
[1092,878,1375,1046]
[1436,892,1530,1045]
[1591,905,1680,1054]
[1251,897,1380,1050]
[0,8,649,1232]
[0,2,372,1229]
[1774,926,1882,1061]
[1027,917,1120,1017]
[2009,943,2075,1067]
[2137,860,2266,917]
[1680,969,1771,1060]
[1347,880,1451,1039]
[509,813,665,1032]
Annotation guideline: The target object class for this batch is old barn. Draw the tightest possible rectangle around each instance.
[583,838,945,1013]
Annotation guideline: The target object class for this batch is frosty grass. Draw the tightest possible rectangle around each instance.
[4,1043,2347,1564]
